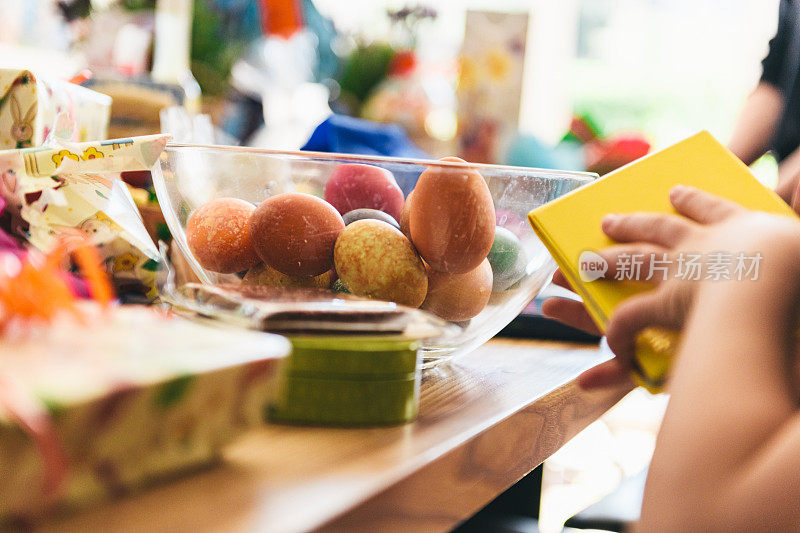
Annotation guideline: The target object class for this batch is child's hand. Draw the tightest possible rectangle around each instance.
[600,185,800,370]
[543,185,800,390]
[542,270,601,335]
[541,271,633,389]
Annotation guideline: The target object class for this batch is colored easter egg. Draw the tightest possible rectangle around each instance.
[492,248,528,292]
[334,219,427,307]
[186,198,259,273]
[399,190,413,238]
[249,193,344,277]
[324,163,404,220]
[421,258,493,321]
[487,227,521,275]
[342,208,400,229]
[494,209,529,240]
[409,157,495,274]
[242,262,332,289]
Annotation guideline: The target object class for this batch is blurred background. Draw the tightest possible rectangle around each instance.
[0,0,783,531]
[0,0,781,180]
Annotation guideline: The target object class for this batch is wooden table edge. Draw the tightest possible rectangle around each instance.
[314,378,633,532]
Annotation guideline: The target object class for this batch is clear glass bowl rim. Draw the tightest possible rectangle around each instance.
[162,142,598,182]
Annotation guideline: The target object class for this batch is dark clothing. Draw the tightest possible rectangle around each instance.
[762,0,800,162]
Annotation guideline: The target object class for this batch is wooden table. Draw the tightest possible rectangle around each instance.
[43,338,632,533]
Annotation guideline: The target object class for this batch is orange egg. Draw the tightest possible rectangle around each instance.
[186,198,259,273]
[421,259,492,321]
[249,193,344,277]
[409,157,495,273]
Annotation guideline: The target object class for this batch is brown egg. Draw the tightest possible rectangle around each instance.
[186,198,259,273]
[242,263,333,289]
[409,157,495,273]
[249,193,344,277]
[421,259,492,321]
[399,190,413,238]
[334,219,427,307]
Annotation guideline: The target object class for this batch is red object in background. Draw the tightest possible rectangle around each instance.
[388,50,418,77]
[259,0,303,39]
[586,134,651,176]
[568,116,600,145]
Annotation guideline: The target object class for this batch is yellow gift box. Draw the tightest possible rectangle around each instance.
[528,131,797,393]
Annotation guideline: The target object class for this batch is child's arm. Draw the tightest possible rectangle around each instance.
[639,229,800,531]
[592,186,800,530]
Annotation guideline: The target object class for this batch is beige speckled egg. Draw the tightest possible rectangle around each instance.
[242,263,332,289]
[334,219,427,307]
[421,258,492,321]
[409,157,495,274]
[186,198,259,273]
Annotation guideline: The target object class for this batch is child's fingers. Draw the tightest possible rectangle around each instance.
[598,244,670,283]
[552,269,574,291]
[602,212,693,247]
[669,185,741,224]
[577,359,635,390]
[605,291,683,364]
[541,298,602,336]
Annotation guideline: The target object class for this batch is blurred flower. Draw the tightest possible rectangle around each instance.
[81,147,104,160]
[51,150,80,167]
[388,5,437,23]
[114,253,139,272]
[486,48,511,81]
[388,50,418,77]
[387,4,437,48]
[458,56,478,90]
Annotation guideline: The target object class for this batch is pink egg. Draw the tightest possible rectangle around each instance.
[324,164,404,220]
[494,209,528,240]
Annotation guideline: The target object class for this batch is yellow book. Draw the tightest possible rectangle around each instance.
[528,131,797,392]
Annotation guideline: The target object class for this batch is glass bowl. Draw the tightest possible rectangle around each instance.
[152,144,595,365]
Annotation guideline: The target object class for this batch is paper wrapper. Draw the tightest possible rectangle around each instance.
[0,135,169,301]
[0,69,111,150]
[0,305,290,520]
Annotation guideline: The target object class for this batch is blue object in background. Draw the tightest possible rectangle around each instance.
[505,134,586,173]
[208,0,263,42]
[302,114,429,159]
[302,115,428,195]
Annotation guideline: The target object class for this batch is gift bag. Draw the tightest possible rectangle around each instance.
[0,135,169,301]
[0,69,111,149]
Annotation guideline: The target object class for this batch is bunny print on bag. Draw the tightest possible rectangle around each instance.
[9,95,36,148]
